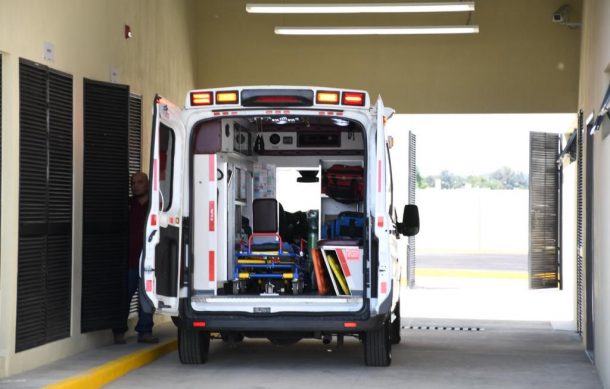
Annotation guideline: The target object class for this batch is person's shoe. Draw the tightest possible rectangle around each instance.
[113,332,127,345]
[137,333,159,344]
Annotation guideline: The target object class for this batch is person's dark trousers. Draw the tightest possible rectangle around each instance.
[113,269,153,335]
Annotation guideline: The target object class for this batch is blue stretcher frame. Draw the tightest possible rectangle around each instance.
[233,233,304,282]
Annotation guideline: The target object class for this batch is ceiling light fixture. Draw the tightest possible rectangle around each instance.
[247,2,475,14]
[275,26,479,35]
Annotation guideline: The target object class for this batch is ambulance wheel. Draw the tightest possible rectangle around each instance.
[390,301,401,345]
[178,328,210,364]
[363,318,392,367]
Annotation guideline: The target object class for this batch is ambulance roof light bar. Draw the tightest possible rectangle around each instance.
[188,88,370,108]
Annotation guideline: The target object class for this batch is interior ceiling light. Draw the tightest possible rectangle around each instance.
[246,2,475,14]
[275,26,479,35]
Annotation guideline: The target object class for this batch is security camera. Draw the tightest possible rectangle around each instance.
[552,5,569,23]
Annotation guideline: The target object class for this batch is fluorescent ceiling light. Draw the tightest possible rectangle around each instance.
[247,2,475,13]
[275,26,480,35]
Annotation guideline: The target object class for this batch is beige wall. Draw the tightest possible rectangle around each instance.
[578,0,610,387]
[195,0,581,113]
[0,0,197,377]
[415,189,529,255]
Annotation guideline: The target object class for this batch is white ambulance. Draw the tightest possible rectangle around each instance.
[141,86,419,366]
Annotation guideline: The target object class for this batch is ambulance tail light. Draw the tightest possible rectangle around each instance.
[342,92,366,106]
[190,91,213,106]
[241,89,314,107]
[216,91,238,104]
[316,91,340,105]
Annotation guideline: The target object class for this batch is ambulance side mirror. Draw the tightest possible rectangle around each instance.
[399,204,419,236]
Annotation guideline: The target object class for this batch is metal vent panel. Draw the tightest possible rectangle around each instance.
[128,93,142,176]
[407,131,416,288]
[17,60,73,352]
[576,111,584,334]
[81,79,130,332]
[128,93,142,313]
[528,132,560,289]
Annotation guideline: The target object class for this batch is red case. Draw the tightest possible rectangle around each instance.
[322,165,364,204]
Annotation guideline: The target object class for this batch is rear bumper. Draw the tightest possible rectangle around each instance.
[179,300,386,332]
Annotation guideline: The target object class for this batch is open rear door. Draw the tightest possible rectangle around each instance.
[373,97,391,303]
[141,96,185,315]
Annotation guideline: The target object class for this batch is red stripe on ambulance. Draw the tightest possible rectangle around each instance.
[209,201,215,231]
[209,251,215,282]
[377,216,384,228]
[208,155,215,181]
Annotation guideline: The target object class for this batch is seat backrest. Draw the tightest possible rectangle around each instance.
[252,198,279,233]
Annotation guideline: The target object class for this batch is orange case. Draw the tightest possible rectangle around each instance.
[311,249,331,295]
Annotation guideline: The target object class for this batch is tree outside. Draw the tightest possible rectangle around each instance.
[418,166,528,190]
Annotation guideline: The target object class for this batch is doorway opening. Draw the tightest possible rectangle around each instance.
[387,113,576,328]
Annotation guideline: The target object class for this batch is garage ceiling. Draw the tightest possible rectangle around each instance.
[192,0,581,113]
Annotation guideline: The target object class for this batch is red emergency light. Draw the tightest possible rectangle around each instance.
[241,89,314,107]
[342,92,366,107]
[253,96,301,104]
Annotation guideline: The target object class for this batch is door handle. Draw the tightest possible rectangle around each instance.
[148,230,157,242]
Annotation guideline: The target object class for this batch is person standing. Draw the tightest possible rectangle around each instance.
[113,172,159,344]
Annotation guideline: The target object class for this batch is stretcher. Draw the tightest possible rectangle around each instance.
[232,232,306,294]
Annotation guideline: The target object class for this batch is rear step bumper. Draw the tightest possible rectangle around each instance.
[179,300,387,332]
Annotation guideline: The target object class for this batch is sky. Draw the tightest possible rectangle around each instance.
[387,113,576,177]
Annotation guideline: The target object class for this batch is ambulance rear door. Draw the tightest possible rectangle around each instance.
[141,95,186,315]
[373,97,392,310]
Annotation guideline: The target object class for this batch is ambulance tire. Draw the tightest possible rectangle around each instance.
[390,301,401,345]
[178,328,210,364]
[363,318,392,367]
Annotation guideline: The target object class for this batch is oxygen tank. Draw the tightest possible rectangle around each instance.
[306,210,319,289]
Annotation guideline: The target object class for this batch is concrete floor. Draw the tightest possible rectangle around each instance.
[103,319,601,389]
[1,255,597,388]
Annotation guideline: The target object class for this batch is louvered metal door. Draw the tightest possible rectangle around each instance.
[585,114,595,353]
[528,132,560,289]
[576,111,584,334]
[128,93,142,177]
[407,131,416,288]
[81,79,129,332]
[128,93,142,314]
[17,60,73,352]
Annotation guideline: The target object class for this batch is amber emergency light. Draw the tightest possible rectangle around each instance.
[216,91,238,104]
[190,91,213,106]
[316,91,340,104]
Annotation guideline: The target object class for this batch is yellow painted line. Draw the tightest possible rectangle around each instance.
[415,268,528,280]
[43,339,177,389]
